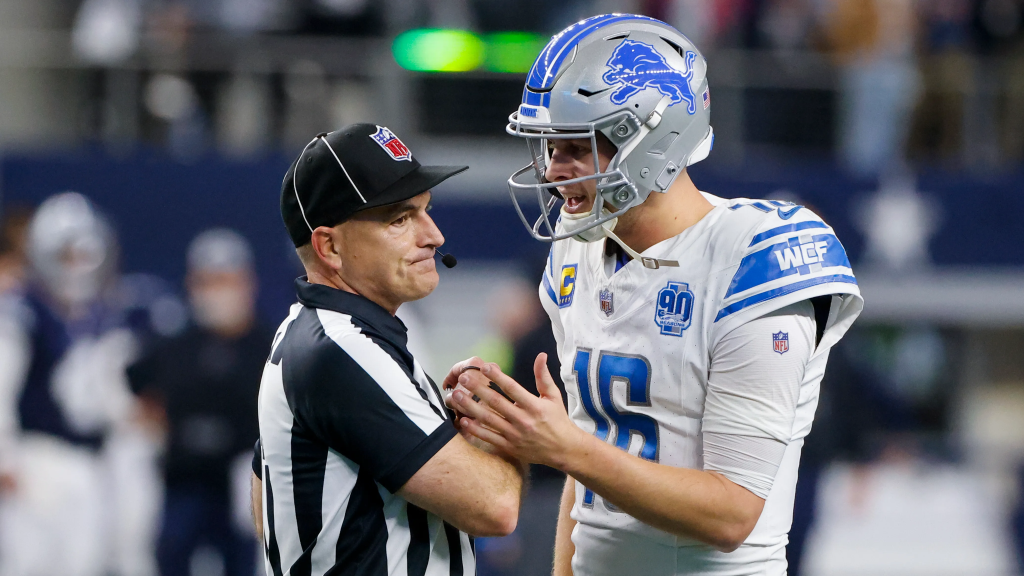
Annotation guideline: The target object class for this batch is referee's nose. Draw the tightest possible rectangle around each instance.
[418,200,445,252]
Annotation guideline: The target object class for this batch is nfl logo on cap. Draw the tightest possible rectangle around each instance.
[370,125,412,162]
[773,331,789,354]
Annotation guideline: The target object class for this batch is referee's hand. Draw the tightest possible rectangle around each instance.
[442,357,506,428]
[451,354,584,471]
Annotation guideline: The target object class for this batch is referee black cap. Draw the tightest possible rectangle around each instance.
[282,123,468,247]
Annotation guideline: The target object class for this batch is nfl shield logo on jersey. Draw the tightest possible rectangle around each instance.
[599,288,614,316]
[370,125,412,161]
[773,331,789,354]
[654,281,694,337]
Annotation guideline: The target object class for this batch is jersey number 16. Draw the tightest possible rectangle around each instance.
[573,348,660,508]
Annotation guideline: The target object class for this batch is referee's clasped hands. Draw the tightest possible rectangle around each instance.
[442,354,586,470]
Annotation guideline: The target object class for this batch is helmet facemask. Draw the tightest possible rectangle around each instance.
[507,109,651,244]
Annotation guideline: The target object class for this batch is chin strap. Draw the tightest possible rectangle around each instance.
[603,227,678,269]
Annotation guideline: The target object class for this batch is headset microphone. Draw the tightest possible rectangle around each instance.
[434,249,458,269]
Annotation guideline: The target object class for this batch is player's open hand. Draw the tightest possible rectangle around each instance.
[450,353,586,470]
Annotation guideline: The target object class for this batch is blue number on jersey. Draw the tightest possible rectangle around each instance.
[573,349,609,507]
[573,349,659,509]
[654,281,694,336]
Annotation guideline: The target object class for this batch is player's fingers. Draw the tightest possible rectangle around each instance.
[443,383,472,410]
[451,388,517,437]
[442,357,484,390]
[459,418,514,453]
[533,353,562,403]
[457,366,524,418]
[480,362,538,408]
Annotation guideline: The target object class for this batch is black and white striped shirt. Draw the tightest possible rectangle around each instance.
[257,279,473,576]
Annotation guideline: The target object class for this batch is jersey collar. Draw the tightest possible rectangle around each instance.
[294,277,408,345]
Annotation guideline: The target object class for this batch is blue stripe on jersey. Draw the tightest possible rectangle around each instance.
[525,14,662,92]
[725,233,852,298]
[715,274,858,322]
[747,221,829,247]
[614,248,630,273]
[541,273,558,304]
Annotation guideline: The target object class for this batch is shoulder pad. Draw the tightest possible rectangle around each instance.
[714,200,858,323]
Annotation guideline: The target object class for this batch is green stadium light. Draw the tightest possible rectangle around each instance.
[392,29,548,74]
[483,32,547,74]
[392,29,485,72]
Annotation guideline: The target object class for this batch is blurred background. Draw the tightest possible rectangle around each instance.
[1,0,1024,575]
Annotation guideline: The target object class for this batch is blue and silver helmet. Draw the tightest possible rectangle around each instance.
[507,14,713,244]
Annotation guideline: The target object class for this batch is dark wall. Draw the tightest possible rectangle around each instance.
[3,150,1023,319]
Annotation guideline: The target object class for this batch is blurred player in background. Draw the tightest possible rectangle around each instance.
[129,228,269,576]
[0,192,139,576]
[447,14,864,576]
[0,206,33,295]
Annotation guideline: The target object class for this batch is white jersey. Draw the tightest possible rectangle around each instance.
[539,194,863,575]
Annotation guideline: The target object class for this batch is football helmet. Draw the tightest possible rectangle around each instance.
[507,14,713,254]
[27,192,117,306]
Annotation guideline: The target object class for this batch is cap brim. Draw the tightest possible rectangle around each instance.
[358,165,469,211]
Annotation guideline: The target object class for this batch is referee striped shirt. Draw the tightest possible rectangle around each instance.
[257,279,473,576]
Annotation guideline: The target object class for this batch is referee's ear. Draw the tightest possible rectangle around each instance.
[309,225,345,273]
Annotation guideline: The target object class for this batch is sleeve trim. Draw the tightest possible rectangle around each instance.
[715,274,857,322]
[747,221,829,247]
[378,422,457,493]
[703,432,787,500]
[541,273,558,305]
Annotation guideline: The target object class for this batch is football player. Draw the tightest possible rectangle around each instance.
[445,14,863,576]
[0,192,141,576]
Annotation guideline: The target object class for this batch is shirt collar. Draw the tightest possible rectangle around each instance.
[294,277,408,346]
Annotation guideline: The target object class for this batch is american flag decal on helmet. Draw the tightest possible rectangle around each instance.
[370,126,412,162]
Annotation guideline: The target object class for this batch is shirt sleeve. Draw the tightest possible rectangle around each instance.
[709,209,861,351]
[283,328,456,494]
[702,300,815,498]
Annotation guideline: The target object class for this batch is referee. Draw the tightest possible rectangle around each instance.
[253,124,524,576]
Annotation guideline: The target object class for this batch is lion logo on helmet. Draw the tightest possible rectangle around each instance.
[602,39,698,114]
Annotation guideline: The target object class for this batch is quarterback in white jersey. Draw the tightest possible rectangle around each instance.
[444,14,863,576]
